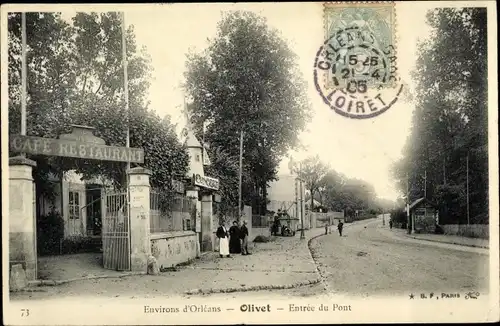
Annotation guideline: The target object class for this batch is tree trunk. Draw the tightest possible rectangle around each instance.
[310,189,314,211]
[261,180,267,216]
[443,156,446,185]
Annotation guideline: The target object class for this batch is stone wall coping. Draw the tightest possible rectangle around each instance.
[9,156,37,167]
[150,230,196,240]
[127,166,151,176]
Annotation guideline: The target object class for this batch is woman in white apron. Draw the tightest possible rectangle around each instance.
[216,221,230,257]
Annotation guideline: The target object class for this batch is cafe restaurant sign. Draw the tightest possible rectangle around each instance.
[10,131,144,163]
[193,174,219,191]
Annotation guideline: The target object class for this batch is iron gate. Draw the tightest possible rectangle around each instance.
[102,191,130,271]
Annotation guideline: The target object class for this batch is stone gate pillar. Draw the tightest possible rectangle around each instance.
[128,167,151,272]
[201,194,213,252]
[9,156,37,287]
[186,186,200,258]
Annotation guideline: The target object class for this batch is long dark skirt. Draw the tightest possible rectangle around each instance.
[229,236,241,254]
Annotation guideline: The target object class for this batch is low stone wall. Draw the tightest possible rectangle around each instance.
[442,224,489,239]
[150,231,198,268]
[310,212,344,228]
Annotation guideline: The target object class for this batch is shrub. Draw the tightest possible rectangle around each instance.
[61,236,101,254]
[37,210,64,256]
[253,235,270,243]
[390,207,407,228]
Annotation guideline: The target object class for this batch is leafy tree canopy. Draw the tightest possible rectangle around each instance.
[184,11,312,214]
[294,156,385,216]
[392,8,487,224]
[8,12,189,195]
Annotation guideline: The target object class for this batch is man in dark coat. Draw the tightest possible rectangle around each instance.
[240,220,251,255]
[337,220,344,236]
[229,221,242,254]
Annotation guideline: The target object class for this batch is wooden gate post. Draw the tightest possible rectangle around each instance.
[9,156,37,289]
[128,167,151,272]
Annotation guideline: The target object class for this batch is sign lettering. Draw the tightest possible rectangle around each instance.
[9,135,144,163]
[172,180,185,194]
[193,174,219,191]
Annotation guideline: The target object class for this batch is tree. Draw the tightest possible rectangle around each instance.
[306,166,382,217]
[8,12,188,197]
[184,11,312,214]
[204,146,252,216]
[293,155,329,211]
[393,8,488,224]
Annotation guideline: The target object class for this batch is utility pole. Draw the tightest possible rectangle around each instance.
[21,12,27,140]
[121,12,132,262]
[443,157,446,185]
[424,170,427,199]
[299,161,305,240]
[406,172,411,234]
[202,121,205,165]
[121,13,130,162]
[466,151,470,225]
[121,12,130,178]
[238,130,244,222]
[295,178,299,223]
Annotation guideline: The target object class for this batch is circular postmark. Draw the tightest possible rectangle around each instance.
[314,26,404,119]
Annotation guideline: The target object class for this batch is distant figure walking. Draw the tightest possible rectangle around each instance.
[337,221,344,236]
[389,219,393,229]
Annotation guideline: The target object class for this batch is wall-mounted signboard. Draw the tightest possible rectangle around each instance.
[10,134,144,163]
[193,174,219,191]
[172,180,185,194]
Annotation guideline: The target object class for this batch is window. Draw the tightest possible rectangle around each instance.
[69,191,80,220]
[195,154,201,162]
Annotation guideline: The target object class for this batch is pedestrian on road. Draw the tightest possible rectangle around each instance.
[229,221,242,254]
[216,220,230,258]
[389,219,393,229]
[325,223,329,235]
[337,220,344,236]
[240,220,251,255]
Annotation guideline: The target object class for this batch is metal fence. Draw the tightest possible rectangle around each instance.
[252,215,270,228]
[102,191,130,271]
[150,190,196,233]
[213,204,240,224]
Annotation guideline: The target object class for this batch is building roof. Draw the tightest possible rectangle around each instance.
[409,197,438,211]
[185,129,202,148]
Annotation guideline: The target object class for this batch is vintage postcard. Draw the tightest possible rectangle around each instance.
[1,1,498,325]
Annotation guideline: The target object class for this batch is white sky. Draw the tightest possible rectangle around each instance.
[124,3,435,201]
[58,3,435,200]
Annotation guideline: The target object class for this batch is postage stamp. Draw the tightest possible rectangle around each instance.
[315,2,403,119]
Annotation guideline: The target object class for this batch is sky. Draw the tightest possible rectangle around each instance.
[61,3,436,200]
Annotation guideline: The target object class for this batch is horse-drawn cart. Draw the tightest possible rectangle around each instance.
[270,210,299,237]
